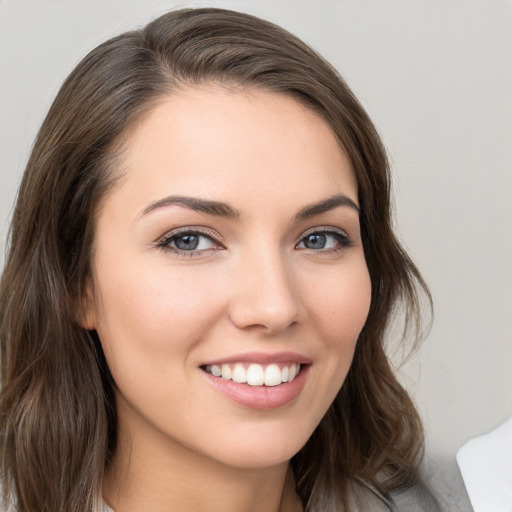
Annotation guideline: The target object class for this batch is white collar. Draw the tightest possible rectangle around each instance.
[457,417,512,512]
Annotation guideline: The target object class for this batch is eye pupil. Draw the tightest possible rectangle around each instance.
[304,233,326,249]
[175,234,199,250]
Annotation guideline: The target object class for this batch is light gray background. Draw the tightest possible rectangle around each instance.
[1,0,511,460]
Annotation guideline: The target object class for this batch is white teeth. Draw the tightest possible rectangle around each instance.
[264,364,282,386]
[206,362,301,386]
[232,363,247,383]
[221,364,232,380]
[246,364,264,386]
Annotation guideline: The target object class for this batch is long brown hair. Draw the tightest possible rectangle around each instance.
[0,8,431,511]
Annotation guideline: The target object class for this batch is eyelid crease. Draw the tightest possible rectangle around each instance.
[154,225,355,258]
[299,225,350,237]
[155,226,224,252]
[155,226,221,243]
[296,226,355,251]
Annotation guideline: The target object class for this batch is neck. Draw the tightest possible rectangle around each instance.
[103,404,302,512]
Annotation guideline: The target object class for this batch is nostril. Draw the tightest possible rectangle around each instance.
[228,303,300,333]
[227,259,300,332]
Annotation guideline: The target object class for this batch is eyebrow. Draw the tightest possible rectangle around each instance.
[139,195,241,220]
[295,194,360,220]
[139,193,359,221]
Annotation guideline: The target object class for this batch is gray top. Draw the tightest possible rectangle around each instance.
[2,455,473,511]
[100,461,473,512]
[391,456,474,512]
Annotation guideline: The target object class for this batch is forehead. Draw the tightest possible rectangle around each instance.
[108,86,358,216]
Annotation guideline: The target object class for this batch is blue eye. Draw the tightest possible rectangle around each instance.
[297,230,351,251]
[302,233,328,249]
[157,230,219,254]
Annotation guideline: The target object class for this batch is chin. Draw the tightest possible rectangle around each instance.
[198,423,314,470]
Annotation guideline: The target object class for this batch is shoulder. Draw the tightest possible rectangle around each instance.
[0,488,112,512]
[0,485,16,512]
[391,455,474,512]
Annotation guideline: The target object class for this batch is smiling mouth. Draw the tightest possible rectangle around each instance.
[201,362,302,387]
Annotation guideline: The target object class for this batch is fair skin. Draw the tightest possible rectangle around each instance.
[82,86,372,512]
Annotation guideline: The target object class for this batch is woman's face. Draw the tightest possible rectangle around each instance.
[83,86,371,469]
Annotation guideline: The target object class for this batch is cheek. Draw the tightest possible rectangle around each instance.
[91,256,227,373]
[307,263,372,343]
[302,260,372,397]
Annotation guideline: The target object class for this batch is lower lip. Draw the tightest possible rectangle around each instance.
[201,365,310,410]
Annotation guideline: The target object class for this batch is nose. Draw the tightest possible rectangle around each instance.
[228,249,300,334]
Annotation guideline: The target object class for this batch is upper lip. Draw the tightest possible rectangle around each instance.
[200,351,312,366]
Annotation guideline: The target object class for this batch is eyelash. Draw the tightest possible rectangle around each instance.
[156,228,223,258]
[296,227,353,253]
[156,226,353,257]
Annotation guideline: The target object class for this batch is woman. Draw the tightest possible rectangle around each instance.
[0,8,433,512]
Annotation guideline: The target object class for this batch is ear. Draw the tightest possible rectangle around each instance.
[76,282,97,331]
